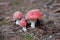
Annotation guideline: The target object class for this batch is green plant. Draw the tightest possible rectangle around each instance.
[11,1,19,5]
[0,20,11,25]
[41,0,48,2]
[24,34,33,40]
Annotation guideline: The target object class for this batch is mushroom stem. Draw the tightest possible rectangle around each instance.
[22,27,27,31]
[15,20,19,25]
[30,20,36,28]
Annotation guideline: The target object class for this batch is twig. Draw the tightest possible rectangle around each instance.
[53,8,60,13]
[0,2,10,6]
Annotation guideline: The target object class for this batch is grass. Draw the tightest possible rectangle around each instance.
[11,1,20,6]
[41,0,48,2]
[24,33,33,40]
[0,20,11,26]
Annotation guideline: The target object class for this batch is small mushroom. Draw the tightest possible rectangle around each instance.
[13,11,23,25]
[19,18,27,31]
[25,9,42,28]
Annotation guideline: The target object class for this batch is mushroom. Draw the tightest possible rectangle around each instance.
[19,18,27,31]
[25,9,42,28]
[13,11,23,25]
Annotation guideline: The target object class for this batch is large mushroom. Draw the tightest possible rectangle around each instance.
[13,11,23,25]
[25,9,42,28]
[19,18,27,31]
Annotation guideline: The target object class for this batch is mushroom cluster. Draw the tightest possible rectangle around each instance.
[13,9,42,32]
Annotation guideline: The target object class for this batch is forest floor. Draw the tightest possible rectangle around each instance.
[0,0,60,40]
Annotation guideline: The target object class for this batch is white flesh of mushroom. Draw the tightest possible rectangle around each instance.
[22,27,27,31]
[30,20,36,28]
[15,20,20,25]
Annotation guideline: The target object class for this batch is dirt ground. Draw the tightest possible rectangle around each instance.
[0,0,60,40]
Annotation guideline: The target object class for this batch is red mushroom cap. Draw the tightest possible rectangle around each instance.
[13,11,23,20]
[19,18,27,27]
[25,9,42,20]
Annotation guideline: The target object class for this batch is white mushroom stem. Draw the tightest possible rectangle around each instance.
[22,27,27,31]
[30,20,36,28]
[15,20,19,25]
